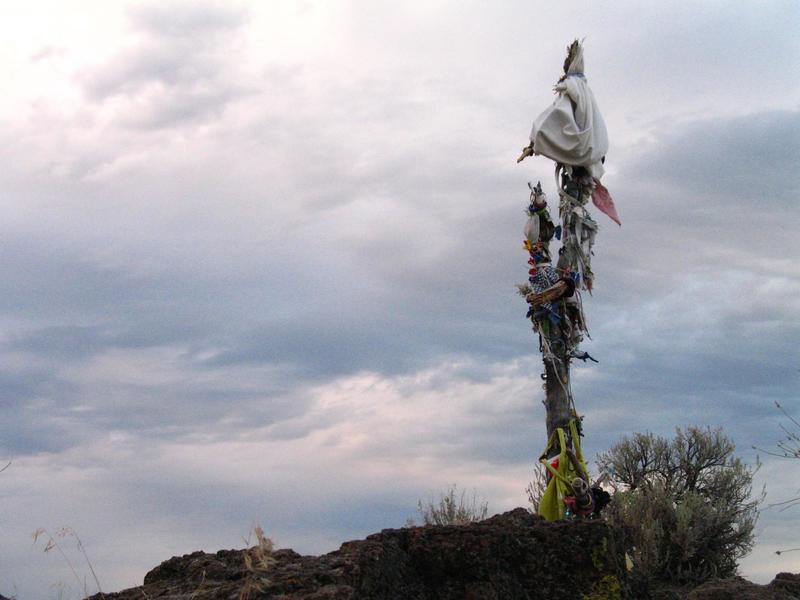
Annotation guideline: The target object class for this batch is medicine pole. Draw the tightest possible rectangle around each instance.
[517,40,618,520]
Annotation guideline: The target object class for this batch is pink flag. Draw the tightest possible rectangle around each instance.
[591,179,621,226]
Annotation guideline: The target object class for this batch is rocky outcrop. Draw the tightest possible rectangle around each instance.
[90,508,630,600]
[85,509,798,600]
[685,572,800,600]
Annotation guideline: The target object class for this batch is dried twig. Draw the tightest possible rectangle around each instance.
[516,145,534,163]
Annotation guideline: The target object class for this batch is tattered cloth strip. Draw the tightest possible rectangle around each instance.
[563,293,588,352]
[591,179,621,226]
[529,42,608,179]
[559,189,598,293]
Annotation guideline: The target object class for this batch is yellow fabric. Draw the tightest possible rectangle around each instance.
[537,419,590,521]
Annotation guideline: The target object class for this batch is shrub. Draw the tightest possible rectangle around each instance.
[767,401,800,460]
[755,401,800,511]
[525,463,548,515]
[416,485,488,526]
[597,426,762,585]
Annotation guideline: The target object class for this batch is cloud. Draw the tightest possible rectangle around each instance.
[0,359,540,595]
[77,1,254,130]
[1,104,797,462]
[632,110,800,207]
[127,1,251,38]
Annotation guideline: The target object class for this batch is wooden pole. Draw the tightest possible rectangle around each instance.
[544,341,572,440]
[520,185,574,442]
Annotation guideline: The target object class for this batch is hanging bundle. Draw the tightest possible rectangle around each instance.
[526,41,609,180]
[538,418,592,521]
[523,181,554,247]
[518,40,621,226]
[518,182,563,327]
[527,264,562,324]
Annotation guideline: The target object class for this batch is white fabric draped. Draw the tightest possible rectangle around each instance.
[528,45,609,179]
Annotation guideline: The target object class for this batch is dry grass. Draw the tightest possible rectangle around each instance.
[32,526,103,599]
[239,525,275,600]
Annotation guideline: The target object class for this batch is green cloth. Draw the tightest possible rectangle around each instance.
[538,419,589,521]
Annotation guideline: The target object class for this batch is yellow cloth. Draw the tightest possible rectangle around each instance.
[538,419,589,521]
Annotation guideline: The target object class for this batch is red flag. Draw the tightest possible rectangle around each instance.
[591,179,621,226]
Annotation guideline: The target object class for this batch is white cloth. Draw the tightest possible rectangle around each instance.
[528,45,608,179]
[523,214,540,243]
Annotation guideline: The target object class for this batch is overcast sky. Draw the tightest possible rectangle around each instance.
[1,1,799,597]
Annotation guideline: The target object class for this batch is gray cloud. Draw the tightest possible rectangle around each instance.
[127,1,250,38]
[633,111,800,207]
[78,1,253,130]
[2,104,797,462]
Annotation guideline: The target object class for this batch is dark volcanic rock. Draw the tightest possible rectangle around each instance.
[686,573,800,600]
[771,573,800,597]
[90,508,631,600]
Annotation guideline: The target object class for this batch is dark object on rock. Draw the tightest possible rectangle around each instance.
[591,487,611,515]
[89,508,631,600]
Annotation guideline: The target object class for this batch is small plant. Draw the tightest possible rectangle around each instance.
[32,526,103,598]
[525,463,548,514]
[754,400,800,511]
[416,484,488,526]
[239,524,275,600]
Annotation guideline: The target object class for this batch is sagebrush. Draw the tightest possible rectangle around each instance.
[598,426,762,584]
[417,485,488,526]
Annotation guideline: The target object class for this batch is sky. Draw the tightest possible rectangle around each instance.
[0,1,798,597]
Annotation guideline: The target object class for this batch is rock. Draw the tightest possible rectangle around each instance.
[771,573,800,597]
[687,574,800,600]
[88,508,631,600]
[86,507,798,600]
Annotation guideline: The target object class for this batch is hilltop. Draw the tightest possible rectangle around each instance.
[84,509,798,600]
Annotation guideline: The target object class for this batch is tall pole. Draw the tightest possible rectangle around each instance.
[518,175,597,519]
[517,40,618,520]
